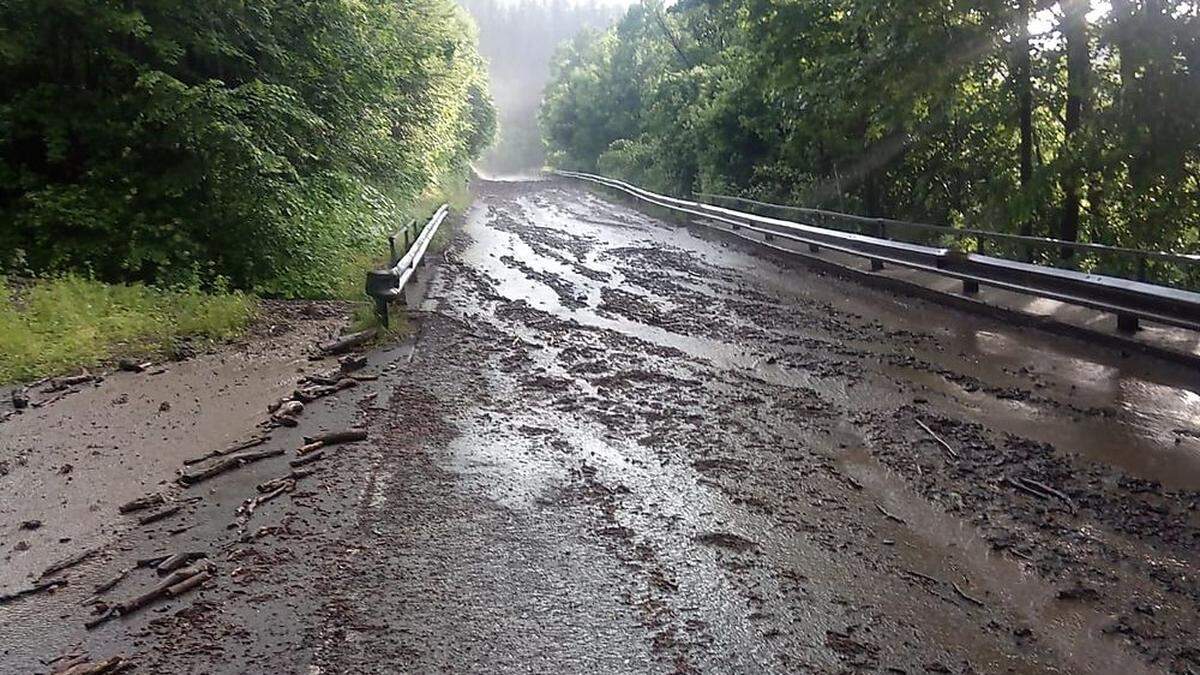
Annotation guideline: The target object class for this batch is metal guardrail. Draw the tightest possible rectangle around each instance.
[364,204,449,327]
[694,192,1200,286]
[555,170,1200,334]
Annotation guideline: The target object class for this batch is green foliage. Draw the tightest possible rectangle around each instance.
[541,0,1200,272]
[0,0,496,297]
[0,275,255,383]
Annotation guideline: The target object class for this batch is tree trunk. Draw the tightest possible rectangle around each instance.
[1058,0,1090,258]
[1015,0,1035,246]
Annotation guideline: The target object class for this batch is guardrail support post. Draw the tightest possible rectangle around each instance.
[388,235,398,265]
[1136,257,1148,282]
[764,232,774,242]
[1117,313,1140,333]
[962,279,980,295]
[870,259,885,272]
[808,243,820,253]
[375,296,390,328]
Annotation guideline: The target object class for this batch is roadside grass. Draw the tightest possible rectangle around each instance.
[0,275,255,384]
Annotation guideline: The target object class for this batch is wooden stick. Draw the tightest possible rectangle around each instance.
[182,435,269,466]
[875,503,907,525]
[57,655,126,675]
[0,578,67,605]
[156,552,206,574]
[1019,477,1076,513]
[1005,477,1049,502]
[901,569,942,585]
[257,469,315,494]
[118,561,210,615]
[117,494,164,514]
[137,504,182,526]
[178,447,284,486]
[952,582,986,607]
[166,570,211,597]
[319,329,377,355]
[289,450,326,467]
[916,419,959,459]
[297,429,367,456]
[40,547,101,579]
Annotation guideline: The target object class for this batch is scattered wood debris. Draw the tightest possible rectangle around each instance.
[137,504,182,526]
[875,503,906,525]
[234,469,316,528]
[117,493,165,514]
[88,561,213,629]
[1005,476,1076,513]
[40,547,101,579]
[297,429,367,456]
[319,329,376,355]
[916,419,959,459]
[293,378,357,403]
[183,434,270,466]
[178,447,284,486]
[0,577,67,605]
[952,581,986,607]
[289,450,326,468]
[156,551,207,574]
[54,655,128,675]
[338,354,368,372]
[45,373,97,393]
[269,400,304,427]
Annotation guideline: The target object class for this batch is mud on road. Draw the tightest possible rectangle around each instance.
[3,177,1200,674]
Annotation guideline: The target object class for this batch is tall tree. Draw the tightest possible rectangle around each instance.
[1059,0,1090,255]
[1014,0,1036,240]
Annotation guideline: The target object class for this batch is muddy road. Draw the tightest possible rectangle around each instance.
[3,177,1200,674]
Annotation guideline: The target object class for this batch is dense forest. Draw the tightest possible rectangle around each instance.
[0,0,496,298]
[541,0,1200,269]
[461,0,622,175]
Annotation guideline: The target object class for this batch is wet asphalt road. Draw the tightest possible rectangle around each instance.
[4,177,1200,674]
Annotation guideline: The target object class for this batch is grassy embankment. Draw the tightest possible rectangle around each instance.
[0,175,473,385]
[0,276,254,385]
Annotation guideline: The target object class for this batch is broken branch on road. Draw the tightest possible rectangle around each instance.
[178,447,285,486]
[916,419,959,459]
[297,428,367,456]
[318,329,376,355]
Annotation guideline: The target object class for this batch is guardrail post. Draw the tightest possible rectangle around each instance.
[1136,257,1148,282]
[1117,313,1140,333]
[870,259,885,272]
[963,279,980,295]
[809,243,820,253]
[365,270,398,328]
[764,232,774,242]
[388,234,398,265]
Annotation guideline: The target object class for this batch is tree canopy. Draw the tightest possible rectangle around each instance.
[0,0,496,297]
[541,0,1200,279]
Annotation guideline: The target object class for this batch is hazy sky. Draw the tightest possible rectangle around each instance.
[494,0,634,5]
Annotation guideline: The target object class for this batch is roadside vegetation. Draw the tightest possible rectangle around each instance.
[540,0,1200,280]
[0,0,496,382]
[0,276,254,384]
